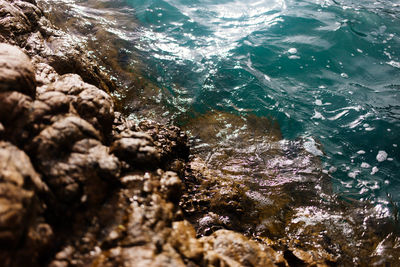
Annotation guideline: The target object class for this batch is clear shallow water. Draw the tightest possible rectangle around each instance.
[125,0,400,212]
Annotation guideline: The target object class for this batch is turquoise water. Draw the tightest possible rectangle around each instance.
[125,0,400,214]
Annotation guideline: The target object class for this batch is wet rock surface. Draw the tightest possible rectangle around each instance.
[0,0,115,93]
[1,1,399,266]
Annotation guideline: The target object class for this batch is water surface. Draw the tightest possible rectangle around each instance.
[126,0,400,210]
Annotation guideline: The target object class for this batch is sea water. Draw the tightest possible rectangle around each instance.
[125,0,400,212]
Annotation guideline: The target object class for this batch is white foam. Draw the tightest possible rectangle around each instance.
[371,166,379,175]
[361,162,371,168]
[376,151,388,162]
[288,47,297,54]
[348,170,360,178]
[303,137,323,156]
[387,60,400,68]
[311,110,325,120]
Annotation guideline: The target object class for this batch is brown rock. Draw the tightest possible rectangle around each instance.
[201,230,286,267]
[170,220,203,261]
[0,1,33,41]
[0,0,115,93]
[160,171,183,203]
[45,138,120,204]
[30,116,120,205]
[290,248,336,267]
[34,62,59,86]
[0,122,4,138]
[38,73,94,96]
[138,120,190,165]
[31,115,101,161]
[0,43,36,98]
[13,1,42,28]
[72,85,115,137]
[0,141,48,248]
[34,91,70,117]
[36,74,115,137]
[110,134,160,169]
[0,91,33,134]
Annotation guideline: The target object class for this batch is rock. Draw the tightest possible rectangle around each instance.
[30,117,120,206]
[289,248,336,267]
[38,73,96,95]
[0,141,49,248]
[2,1,395,266]
[160,171,183,203]
[111,119,189,170]
[31,116,101,161]
[34,91,70,117]
[138,121,190,166]
[0,1,34,42]
[0,43,36,98]
[110,136,160,169]
[33,34,115,92]
[35,74,115,137]
[72,85,115,137]
[169,220,203,261]
[13,1,42,29]
[0,91,33,143]
[200,230,287,267]
[0,122,4,138]
[0,0,115,93]
[34,62,59,86]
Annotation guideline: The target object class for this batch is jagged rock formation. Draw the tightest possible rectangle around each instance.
[0,0,114,92]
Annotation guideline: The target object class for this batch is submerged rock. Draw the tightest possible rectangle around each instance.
[180,110,400,266]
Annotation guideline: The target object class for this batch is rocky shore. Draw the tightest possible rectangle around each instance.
[0,1,291,266]
[1,1,398,266]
